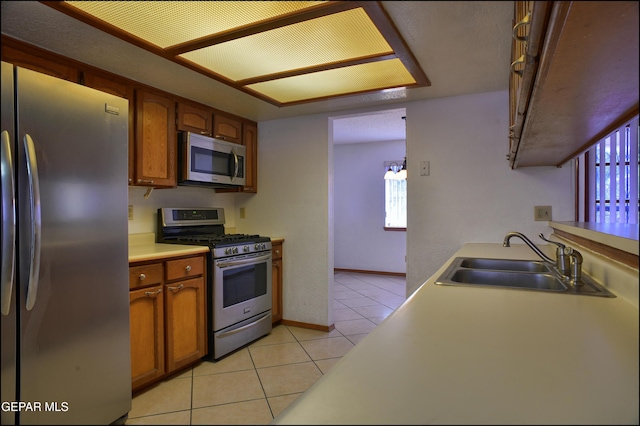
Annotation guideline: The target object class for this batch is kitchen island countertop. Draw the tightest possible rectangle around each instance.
[271,243,639,425]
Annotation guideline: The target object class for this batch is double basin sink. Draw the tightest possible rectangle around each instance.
[435,257,615,297]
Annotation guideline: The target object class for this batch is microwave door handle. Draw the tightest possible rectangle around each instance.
[1,130,16,315]
[231,148,239,182]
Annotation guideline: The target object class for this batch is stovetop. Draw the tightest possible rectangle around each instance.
[157,207,271,256]
[164,233,271,247]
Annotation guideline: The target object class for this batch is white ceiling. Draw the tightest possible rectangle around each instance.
[1,1,513,144]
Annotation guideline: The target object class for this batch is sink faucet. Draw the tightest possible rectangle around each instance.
[503,231,584,288]
[502,232,556,264]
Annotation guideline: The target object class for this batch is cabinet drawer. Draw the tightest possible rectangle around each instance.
[129,263,163,289]
[166,256,204,281]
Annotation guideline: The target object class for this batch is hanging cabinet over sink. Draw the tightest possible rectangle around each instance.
[508,1,639,169]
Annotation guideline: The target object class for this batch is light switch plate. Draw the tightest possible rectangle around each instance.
[534,205,551,221]
[128,205,134,220]
[420,161,430,176]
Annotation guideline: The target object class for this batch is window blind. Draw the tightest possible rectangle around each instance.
[588,116,639,224]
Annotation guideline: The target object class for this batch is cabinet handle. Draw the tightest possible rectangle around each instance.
[513,12,531,43]
[144,288,162,297]
[168,284,184,292]
[200,131,212,136]
[185,265,191,272]
[137,179,154,184]
[510,55,525,77]
[214,134,227,141]
[139,273,146,281]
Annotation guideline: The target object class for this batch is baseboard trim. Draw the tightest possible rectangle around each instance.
[334,268,406,277]
[281,319,335,332]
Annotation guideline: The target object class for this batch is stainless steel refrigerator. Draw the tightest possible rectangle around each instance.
[1,62,131,424]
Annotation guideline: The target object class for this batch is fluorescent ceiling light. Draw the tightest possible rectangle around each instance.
[48,1,430,107]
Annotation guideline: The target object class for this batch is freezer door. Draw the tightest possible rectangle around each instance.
[16,67,131,425]
[1,61,17,426]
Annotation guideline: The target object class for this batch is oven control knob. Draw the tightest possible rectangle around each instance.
[225,248,232,255]
[233,247,239,254]
[244,245,250,252]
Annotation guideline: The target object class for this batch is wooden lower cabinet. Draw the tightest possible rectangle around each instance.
[164,277,206,373]
[129,285,164,391]
[271,240,283,324]
[129,253,206,392]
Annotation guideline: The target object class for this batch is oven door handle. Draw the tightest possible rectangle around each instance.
[216,311,272,338]
[216,253,271,268]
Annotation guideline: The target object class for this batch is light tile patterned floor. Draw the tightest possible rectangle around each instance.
[125,272,406,425]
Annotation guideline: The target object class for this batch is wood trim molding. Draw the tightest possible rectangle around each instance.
[334,268,406,277]
[553,229,639,270]
[281,320,335,332]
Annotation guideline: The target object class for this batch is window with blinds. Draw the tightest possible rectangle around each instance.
[583,116,639,224]
[384,174,407,230]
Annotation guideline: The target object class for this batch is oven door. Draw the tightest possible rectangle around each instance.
[213,251,272,331]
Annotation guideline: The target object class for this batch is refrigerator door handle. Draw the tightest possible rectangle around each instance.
[1,130,16,315]
[24,134,41,311]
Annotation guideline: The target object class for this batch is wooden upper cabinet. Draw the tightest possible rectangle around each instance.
[1,41,79,83]
[213,113,242,144]
[134,89,177,187]
[177,101,213,137]
[242,123,258,193]
[82,71,136,184]
[508,1,639,168]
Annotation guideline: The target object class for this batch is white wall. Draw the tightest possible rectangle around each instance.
[334,140,407,273]
[235,114,334,326]
[127,186,237,234]
[405,91,575,295]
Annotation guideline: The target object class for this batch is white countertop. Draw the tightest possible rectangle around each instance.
[272,243,639,425]
[128,233,209,263]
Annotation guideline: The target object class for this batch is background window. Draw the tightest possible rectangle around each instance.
[579,116,639,224]
[384,162,407,229]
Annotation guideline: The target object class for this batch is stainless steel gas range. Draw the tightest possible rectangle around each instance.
[157,207,272,360]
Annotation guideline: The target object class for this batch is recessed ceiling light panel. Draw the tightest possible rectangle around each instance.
[66,1,325,48]
[180,8,392,81]
[54,1,431,106]
[247,58,416,103]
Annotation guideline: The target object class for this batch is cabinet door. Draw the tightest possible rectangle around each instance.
[242,123,258,193]
[130,285,165,391]
[134,89,176,187]
[213,113,242,144]
[83,71,136,185]
[164,278,206,372]
[177,101,213,136]
[271,242,283,324]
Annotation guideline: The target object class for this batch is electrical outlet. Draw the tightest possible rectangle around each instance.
[239,207,246,219]
[128,205,134,220]
[534,205,551,221]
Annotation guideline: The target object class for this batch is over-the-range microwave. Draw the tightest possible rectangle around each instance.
[178,131,246,188]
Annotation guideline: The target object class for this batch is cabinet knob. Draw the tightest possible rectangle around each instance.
[139,273,146,281]
[185,265,192,272]
[275,250,280,255]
